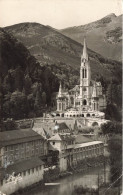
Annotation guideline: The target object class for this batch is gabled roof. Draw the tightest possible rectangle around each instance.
[0,129,44,147]
[75,135,92,144]
[69,85,79,92]
[56,122,70,131]
[48,133,62,141]
[60,134,75,141]
[48,143,58,151]
[48,133,75,141]
[32,127,49,139]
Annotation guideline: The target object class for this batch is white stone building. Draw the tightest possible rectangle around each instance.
[53,39,106,117]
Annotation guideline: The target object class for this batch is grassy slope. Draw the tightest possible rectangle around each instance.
[4,22,121,87]
[60,14,122,61]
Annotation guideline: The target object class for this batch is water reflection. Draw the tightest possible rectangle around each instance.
[24,166,110,195]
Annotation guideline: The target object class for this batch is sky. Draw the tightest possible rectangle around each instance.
[0,0,122,29]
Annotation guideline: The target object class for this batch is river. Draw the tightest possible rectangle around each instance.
[23,165,110,195]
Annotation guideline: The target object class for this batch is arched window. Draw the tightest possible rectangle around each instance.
[70,97,74,105]
[82,69,84,78]
[87,113,90,117]
[94,102,95,110]
[92,122,99,127]
[61,113,64,117]
[83,87,86,91]
[85,69,87,78]
[83,99,87,105]
[59,103,61,110]
[97,103,98,110]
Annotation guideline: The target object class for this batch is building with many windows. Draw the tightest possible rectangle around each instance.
[48,133,104,172]
[0,129,47,195]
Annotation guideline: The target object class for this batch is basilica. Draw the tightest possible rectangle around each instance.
[52,39,106,118]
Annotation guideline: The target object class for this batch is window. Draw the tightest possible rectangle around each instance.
[1,180,3,186]
[82,69,84,78]
[28,170,30,174]
[32,168,34,173]
[5,147,7,152]
[11,146,13,150]
[85,69,87,78]
[59,103,61,110]
[21,144,23,149]
[36,167,38,171]
[83,99,87,105]
[53,142,55,145]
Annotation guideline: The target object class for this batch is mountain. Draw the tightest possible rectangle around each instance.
[0,28,59,119]
[4,22,122,88]
[60,13,122,61]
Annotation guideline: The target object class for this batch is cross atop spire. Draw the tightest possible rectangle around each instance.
[82,38,88,61]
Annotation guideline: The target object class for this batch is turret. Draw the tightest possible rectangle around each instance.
[92,82,97,98]
[91,82,99,111]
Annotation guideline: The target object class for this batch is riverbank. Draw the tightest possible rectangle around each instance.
[11,181,44,195]
[10,158,109,195]
[19,165,110,195]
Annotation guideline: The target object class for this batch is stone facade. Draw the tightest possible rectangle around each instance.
[52,39,106,117]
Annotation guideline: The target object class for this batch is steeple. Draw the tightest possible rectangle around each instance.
[81,38,88,61]
[58,81,62,98]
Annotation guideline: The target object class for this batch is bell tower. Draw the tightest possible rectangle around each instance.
[80,38,91,105]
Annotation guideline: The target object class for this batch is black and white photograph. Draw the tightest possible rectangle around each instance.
[0,0,122,194]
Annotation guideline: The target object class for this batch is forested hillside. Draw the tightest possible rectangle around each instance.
[4,22,122,88]
[0,28,59,120]
[0,21,122,121]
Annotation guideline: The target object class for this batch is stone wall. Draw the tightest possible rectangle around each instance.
[0,165,44,195]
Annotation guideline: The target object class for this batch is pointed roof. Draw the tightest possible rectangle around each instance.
[82,38,88,61]
[48,133,62,141]
[92,82,97,98]
[48,133,75,141]
[58,81,62,98]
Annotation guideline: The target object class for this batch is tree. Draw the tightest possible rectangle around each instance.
[9,91,29,119]
[3,72,14,93]
[27,93,35,111]
[34,90,42,112]
[14,67,24,91]
[2,120,18,131]
[42,91,46,105]
[105,104,121,121]
[24,74,32,95]
[106,82,113,104]
[101,121,122,135]
[108,136,122,187]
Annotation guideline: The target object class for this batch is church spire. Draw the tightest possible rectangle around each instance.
[58,81,62,98]
[82,38,88,61]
